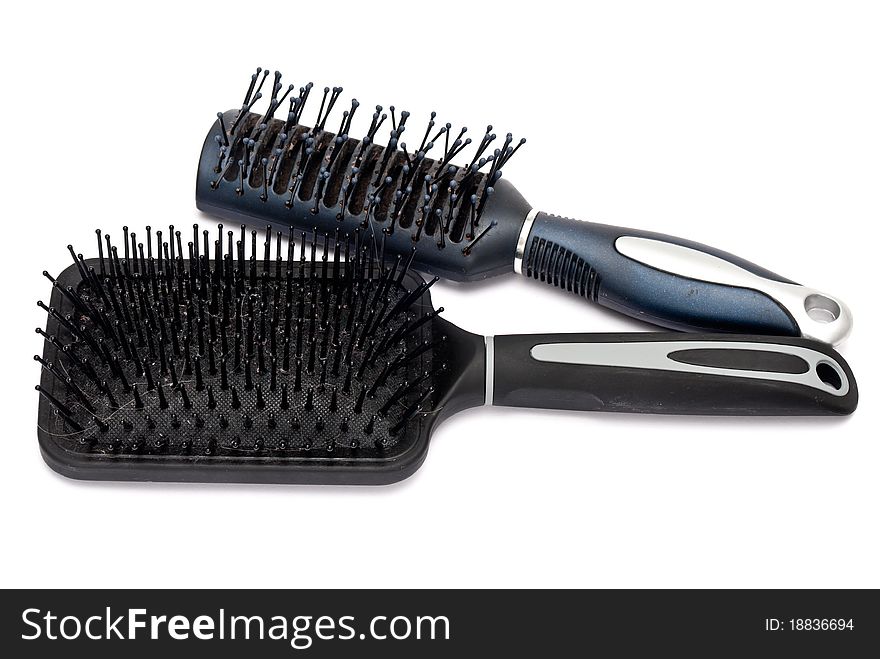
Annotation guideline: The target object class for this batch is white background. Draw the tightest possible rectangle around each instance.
[1,0,877,588]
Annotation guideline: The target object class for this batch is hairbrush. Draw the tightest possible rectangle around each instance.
[35,224,857,484]
[196,68,852,346]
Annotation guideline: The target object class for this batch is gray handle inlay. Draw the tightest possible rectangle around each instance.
[530,340,849,396]
[484,335,495,406]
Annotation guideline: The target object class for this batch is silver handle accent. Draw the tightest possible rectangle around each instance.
[530,340,850,396]
[484,335,495,406]
[615,236,853,346]
[513,208,539,275]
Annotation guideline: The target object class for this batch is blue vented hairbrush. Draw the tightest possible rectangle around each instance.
[195,69,852,345]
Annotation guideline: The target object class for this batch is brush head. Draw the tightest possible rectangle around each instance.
[36,224,480,484]
[196,69,532,283]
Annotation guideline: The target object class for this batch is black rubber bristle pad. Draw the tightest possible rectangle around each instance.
[36,225,441,469]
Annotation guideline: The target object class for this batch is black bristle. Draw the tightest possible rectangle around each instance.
[37,223,440,460]
[132,384,144,409]
[156,381,168,409]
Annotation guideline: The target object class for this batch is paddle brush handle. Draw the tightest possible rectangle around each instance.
[487,333,857,415]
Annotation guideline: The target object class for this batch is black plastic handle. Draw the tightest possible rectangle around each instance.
[490,333,857,415]
[518,212,852,345]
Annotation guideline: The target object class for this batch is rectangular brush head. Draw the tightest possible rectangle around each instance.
[36,228,442,484]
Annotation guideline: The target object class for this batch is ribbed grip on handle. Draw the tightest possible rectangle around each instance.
[516,212,852,345]
[491,333,857,416]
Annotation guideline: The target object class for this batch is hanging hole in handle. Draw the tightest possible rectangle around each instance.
[815,361,843,390]
[804,294,841,324]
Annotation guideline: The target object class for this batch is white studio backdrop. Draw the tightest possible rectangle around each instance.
[0,0,877,588]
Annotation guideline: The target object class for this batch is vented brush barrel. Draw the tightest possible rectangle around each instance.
[196,110,531,282]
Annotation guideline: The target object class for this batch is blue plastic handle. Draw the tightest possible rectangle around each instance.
[517,212,852,345]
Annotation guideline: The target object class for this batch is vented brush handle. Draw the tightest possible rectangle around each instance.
[487,333,856,415]
[514,212,852,345]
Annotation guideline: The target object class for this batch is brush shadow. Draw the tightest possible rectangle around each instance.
[434,272,659,331]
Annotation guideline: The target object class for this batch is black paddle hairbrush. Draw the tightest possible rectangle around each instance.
[36,224,856,485]
[196,68,852,346]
